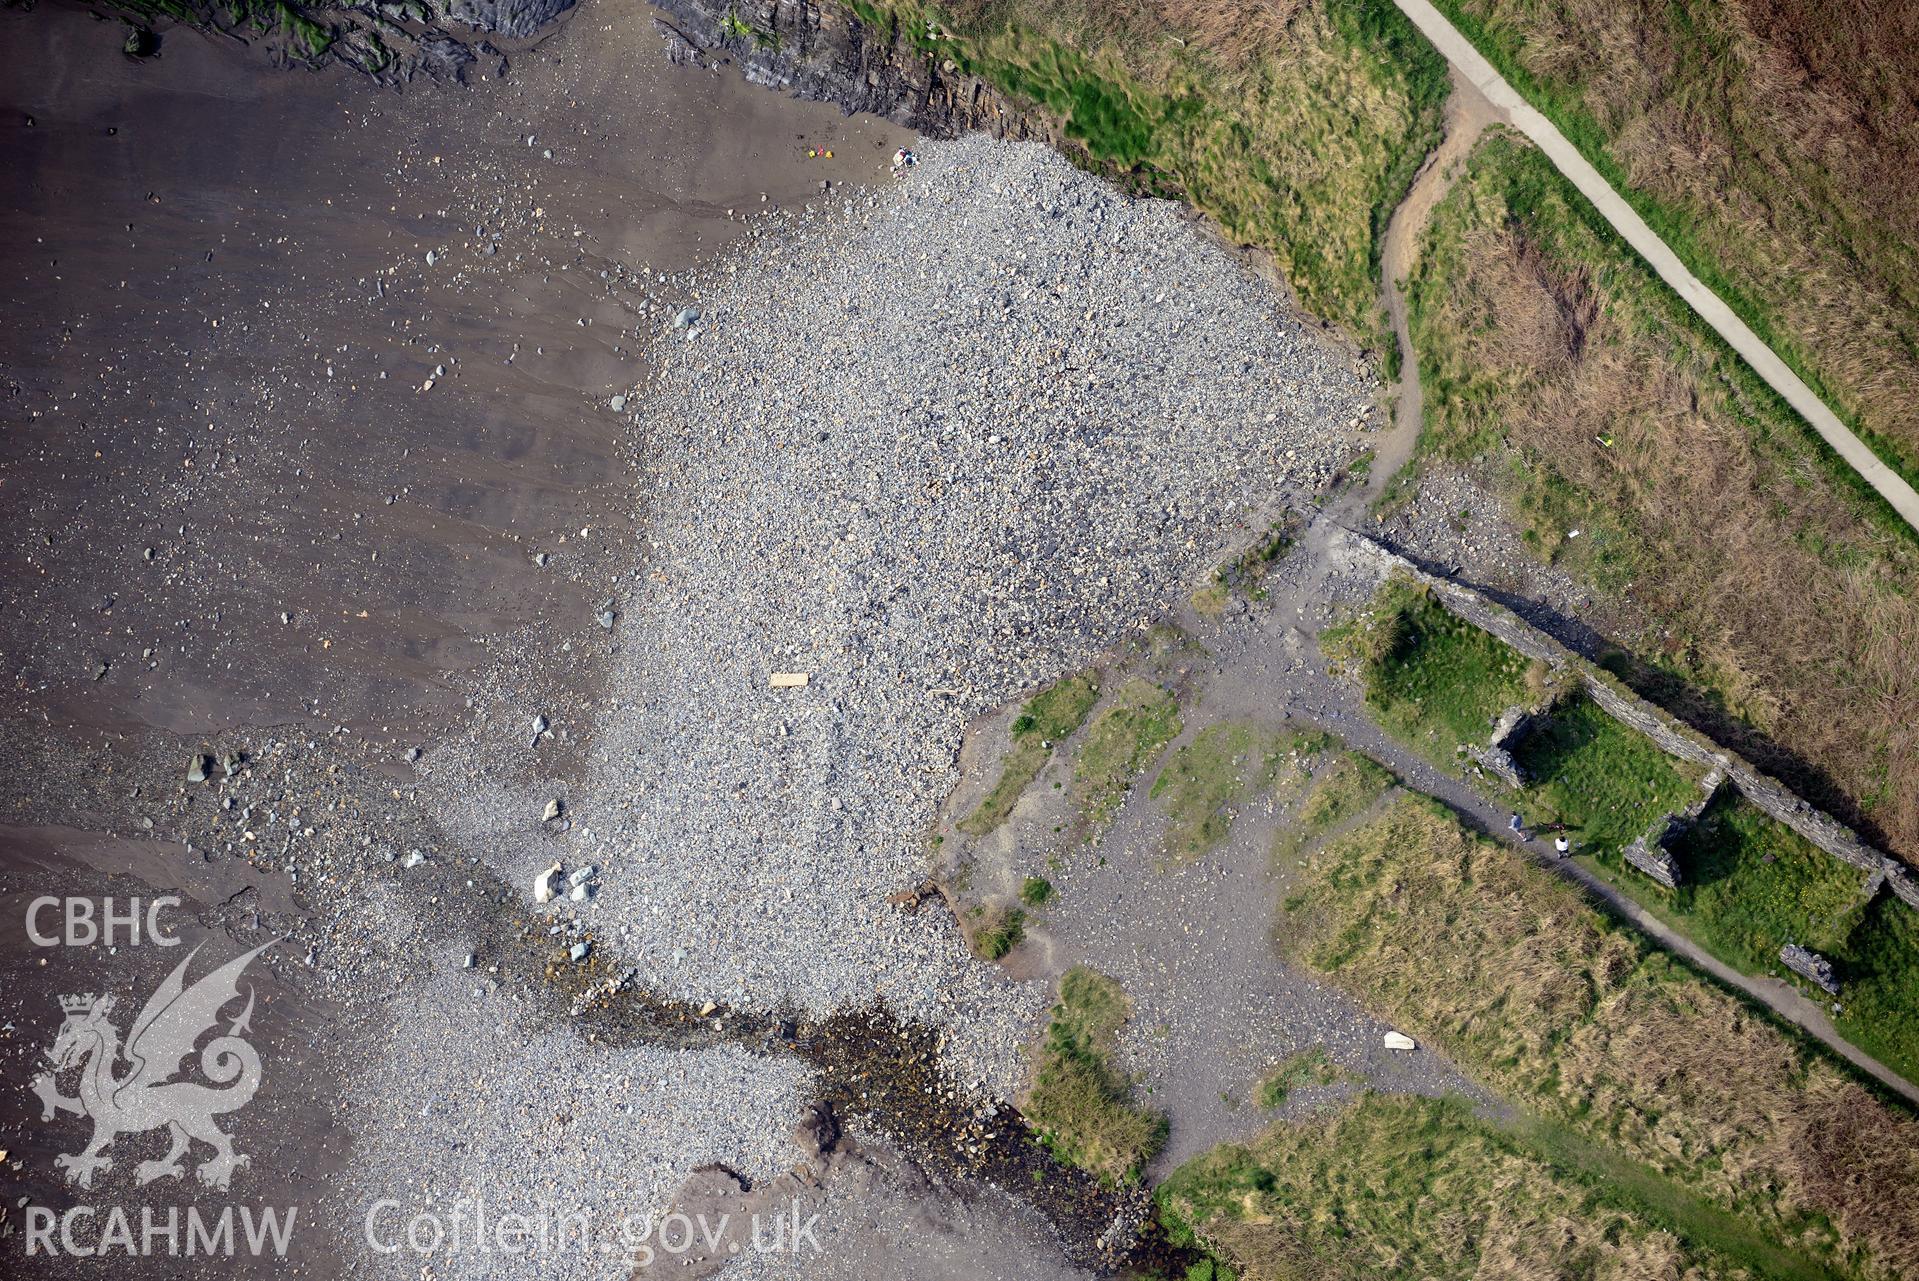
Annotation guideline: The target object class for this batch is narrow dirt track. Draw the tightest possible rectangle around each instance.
[1367,68,1498,506]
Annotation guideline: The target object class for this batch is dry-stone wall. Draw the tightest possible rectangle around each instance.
[1331,529,1917,912]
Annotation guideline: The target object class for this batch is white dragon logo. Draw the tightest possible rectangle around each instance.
[30,939,275,1191]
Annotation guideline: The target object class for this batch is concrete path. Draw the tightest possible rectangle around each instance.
[1391,0,1919,533]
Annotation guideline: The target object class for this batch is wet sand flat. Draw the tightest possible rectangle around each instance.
[0,0,906,743]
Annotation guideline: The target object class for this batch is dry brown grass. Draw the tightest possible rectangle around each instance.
[1452,0,1919,469]
[1154,0,1304,64]
[1283,796,1919,1278]
[941,0,1304,65]
[1410,132,1919,862]
[1481,232,1596,376]
[1167,1093,1723,1281]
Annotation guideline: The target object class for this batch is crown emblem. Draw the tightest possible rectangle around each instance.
[58,994,101,1016]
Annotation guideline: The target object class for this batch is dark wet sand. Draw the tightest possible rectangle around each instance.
[0,827,344,1277]
[0,0,906,743]
[0,5,907,1275]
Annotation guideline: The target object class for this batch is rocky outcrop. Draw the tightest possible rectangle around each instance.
[86,0,1063,130]
[80,0,558,85]
[438,0,573,39]
[650,0,1058,143]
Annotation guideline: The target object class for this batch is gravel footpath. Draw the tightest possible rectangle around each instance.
[433,133,1370,1098]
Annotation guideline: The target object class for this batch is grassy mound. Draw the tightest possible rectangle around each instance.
[1150,723,1305,859]
[1325,576,1535,764]
[1272,748,1396,863]
[1023,966,1165,1183]
[1073,677,1183,825]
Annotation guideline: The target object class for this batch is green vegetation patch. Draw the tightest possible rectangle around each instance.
[1325,576,1533,765]
[1073,677,1182,825]
[1252,1047,1345,1109]
[1644,793,1919,1087]
[1019,875,1055,907]
[959,673,1101,835]
[1160,1092,1774,1281]
[1206,517,1298,611]
[1149,722,1290,859]
[1277,793,1919,1278]
[1833,898,1919,1091]
[1667,794,1869,968]
[1188,581,1230,618]
[1024,967,1165,1183]
[110,0,335,55]
[1512,695,1704,860]
[971,904,1025,960]
[1276,749,1396,864]
[857,0,1445,346]
[720,11,777,46]
[276,1,330,58]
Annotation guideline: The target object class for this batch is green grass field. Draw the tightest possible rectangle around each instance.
[1835,898,1919,1091]
[1667,794,1869,966]
[1325,576,1535,765]
[1650,794,1919,1088]
[1511,694,1705,860]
